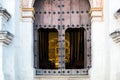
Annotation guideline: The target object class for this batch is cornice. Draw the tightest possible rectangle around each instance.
[0,31,14,45]
[110,31,120,43]
[0,7,11,21]
[110,9,120,44]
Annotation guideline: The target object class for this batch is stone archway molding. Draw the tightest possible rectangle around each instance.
[21,0,104,21]
[21,0,103,8]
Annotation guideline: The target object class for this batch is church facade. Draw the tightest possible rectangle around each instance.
[0,0,120,80]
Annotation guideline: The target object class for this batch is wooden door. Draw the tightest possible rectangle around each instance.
[34,0,91,70]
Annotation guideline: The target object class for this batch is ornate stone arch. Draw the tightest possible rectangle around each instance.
[21,0,104,22]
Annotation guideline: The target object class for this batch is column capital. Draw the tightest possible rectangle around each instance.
[0,7,11,21]
[0,31,14,45]
[21,8,35,22]
[90,7,103,22]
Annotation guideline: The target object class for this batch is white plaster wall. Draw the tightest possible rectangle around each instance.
[0,0,20,80]
[109,0,120,80]
[3,43,15,80]
[0,43,4,80]
[0,0,34,80]
[0,0,4,7]
[90,21,109,80]
[14,19,34,80]
[89,0,112,80]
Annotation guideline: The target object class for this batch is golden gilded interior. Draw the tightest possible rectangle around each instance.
[48,32,59,68]
[48,32,70,68]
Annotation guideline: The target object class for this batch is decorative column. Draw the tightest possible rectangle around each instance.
[0,7,14,80]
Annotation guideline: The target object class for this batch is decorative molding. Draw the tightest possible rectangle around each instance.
[21,8,35,21]
[0,31,14,45]
[36,69,89,75]
[110,31,120,43]
[35,75,89,80]
[0,7,11,21]
[90,7,103,21]
[22,8,35,12]
[110,9,120,43]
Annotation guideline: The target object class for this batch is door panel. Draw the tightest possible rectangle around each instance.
[71,0,80,27]
[61,0,70,28]
[79,0,90,25]
[34,0,44,27]
[43,0,52,27]
[52,0,61,28]
[34,0,90,28]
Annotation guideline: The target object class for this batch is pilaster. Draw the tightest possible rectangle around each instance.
[18,7,34,80]
[0,6,13,80]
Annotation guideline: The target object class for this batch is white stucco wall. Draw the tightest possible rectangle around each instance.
[15,21,34,80]
[109,0,120,80]
[0,0,20,80]
[0,0,34,80]
[90,21,109,80]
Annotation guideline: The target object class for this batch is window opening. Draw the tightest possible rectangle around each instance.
[38,28,58,69]
[65,28,85,69]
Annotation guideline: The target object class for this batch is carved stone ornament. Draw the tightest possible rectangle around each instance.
[22,8,35,22]
[90,7,103,21]
[110,9,120,43]
[110,31,120,43]
[0,31,14,45]
[0,6,11,21]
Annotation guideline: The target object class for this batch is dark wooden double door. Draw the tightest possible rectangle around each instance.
[34,0,91,69]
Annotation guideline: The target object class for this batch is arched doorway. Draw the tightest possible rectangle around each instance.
[34,0,91,75]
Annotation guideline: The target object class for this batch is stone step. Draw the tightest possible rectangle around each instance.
[35,75,89,80]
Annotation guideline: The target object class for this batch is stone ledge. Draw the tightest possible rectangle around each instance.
[35,75,89,78]
[110,31,120,43]
[0,7,11,21]
[35,75,89,80]
[0,31,14,45]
